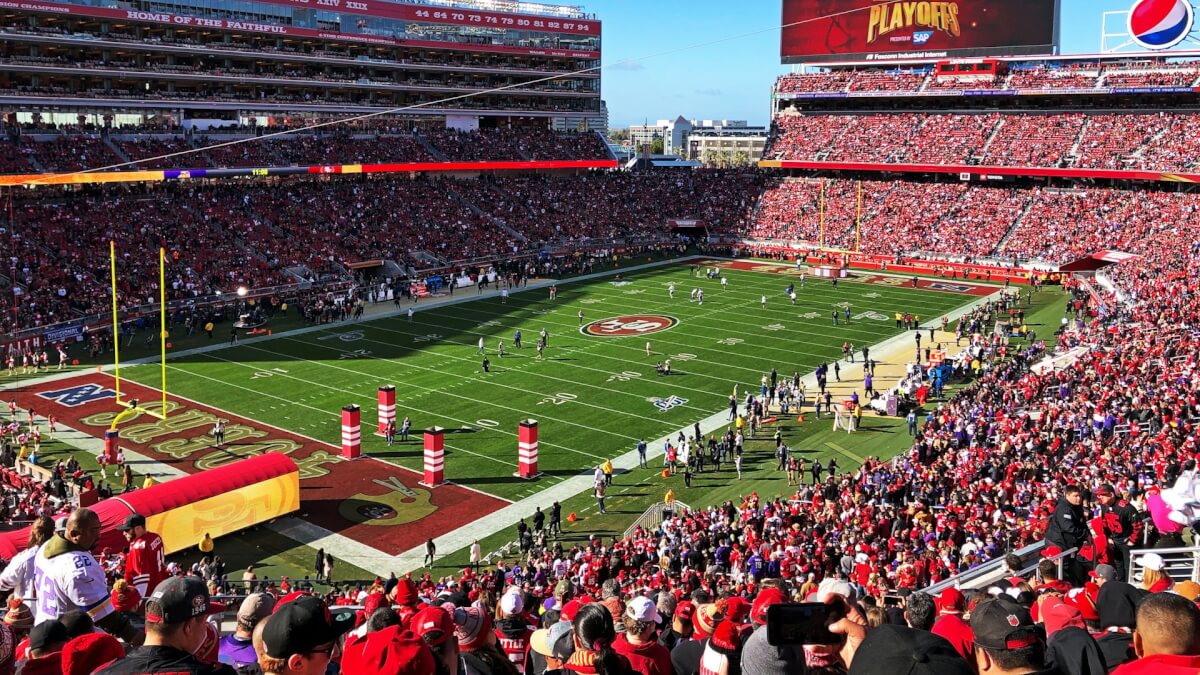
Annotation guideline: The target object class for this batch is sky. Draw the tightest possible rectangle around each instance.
[590,0,1151,128]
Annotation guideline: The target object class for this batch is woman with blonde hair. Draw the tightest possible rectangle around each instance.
[1137,553,1174,593]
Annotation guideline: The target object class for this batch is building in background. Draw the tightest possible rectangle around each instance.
[687,127,768,166]
[628,117,750,156]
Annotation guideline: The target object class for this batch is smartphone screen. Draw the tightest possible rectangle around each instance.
[766,602,847,646]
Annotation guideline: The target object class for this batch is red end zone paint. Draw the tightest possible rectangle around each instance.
[11,374,505,556]
[698,260,998,297]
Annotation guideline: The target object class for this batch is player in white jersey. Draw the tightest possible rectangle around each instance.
[790,291,798,305]
[57,345,68,369]
[721,276,728,290]
[646,341,652,357]
[689,288,697,302]
[478,337,486,355]
[761,295,767,309]
[34,509,140,642]
[668,282,675,299]
[697,289,704,305]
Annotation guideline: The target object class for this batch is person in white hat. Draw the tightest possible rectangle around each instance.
[1134,553,1175,593]
[614,595,671,674]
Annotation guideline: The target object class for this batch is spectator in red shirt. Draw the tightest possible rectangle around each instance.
[613,597,671,675]
[118,513,167,602]
[1111,593,1200,675]
[931,587,975,662]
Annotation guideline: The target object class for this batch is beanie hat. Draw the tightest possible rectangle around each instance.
[709,620,743,655]
[3,599,32,632]
[453,607,492,651]
[692,603,722,638]
[62,633,124,675]
[393,578,419,606]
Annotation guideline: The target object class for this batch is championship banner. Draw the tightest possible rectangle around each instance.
[781,0,1060,63]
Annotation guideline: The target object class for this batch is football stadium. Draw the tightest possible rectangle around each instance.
[0,0,1199,672]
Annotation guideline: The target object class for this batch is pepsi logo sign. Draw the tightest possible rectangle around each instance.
[581,315,679,337]
[1129,0,1194,49]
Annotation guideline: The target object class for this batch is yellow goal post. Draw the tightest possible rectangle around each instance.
[109,240,169,427]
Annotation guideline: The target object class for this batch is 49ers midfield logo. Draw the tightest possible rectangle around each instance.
[581,314,678,337]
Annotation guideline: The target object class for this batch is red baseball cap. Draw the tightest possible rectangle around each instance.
[410,606,454,648]
[341,625,435,675]
[750,589,787,626]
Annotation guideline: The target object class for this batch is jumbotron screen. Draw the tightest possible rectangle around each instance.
[781,0,1059,63]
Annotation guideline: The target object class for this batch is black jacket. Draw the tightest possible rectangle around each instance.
[1046,496,1088,551]
[671,637,708,675]
[96,646,237,675]
[1047,627,1107,675]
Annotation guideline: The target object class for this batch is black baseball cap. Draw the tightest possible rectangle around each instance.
[28,620,68,652]
[117,514,146,531]
[263,595,356,659]
[848,625,972,675]
[145,576,226,624]
[971,597,1040,651]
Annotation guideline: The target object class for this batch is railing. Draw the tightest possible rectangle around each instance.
[1128,545,1200,583]
[623,500,691,541]
[922,543,1078,595]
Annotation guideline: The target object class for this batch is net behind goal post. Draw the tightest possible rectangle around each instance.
[108,240,169,426]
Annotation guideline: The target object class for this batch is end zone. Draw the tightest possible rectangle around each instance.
[10,374,507,557]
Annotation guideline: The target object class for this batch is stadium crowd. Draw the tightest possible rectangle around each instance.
[0,128,612,175]
[763,111,1200,172]
[0,220,1197,675]
[773,61,1200,94]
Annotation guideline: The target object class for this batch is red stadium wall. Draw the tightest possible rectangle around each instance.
[0,453,299,560]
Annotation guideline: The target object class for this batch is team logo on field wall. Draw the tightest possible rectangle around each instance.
[581,315,679,337]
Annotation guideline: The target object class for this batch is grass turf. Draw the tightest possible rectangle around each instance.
[21,260,1069,586]
[120,260,980,503]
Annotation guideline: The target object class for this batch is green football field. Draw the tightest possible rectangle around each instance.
[122,259,986,503]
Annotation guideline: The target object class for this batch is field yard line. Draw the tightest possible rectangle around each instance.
[175,353,604,456]
[405,289,1001,571]
[162,362,519,471]
[686,267,989,309]
[560,289,925,351]
[311,325,723,415]
[579,277,964,341]
[352,319,736,401]
[701,258,1006,296]
[265,335,674,433]
[394,302,775,381]
[607,262,984,313]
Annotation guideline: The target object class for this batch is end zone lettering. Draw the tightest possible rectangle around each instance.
[581,315,678,337]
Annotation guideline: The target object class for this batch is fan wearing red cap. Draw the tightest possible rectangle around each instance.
[411,606,460,675]
[340,625,436,675]
[96,576,233,675]
[931,587,974,662]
